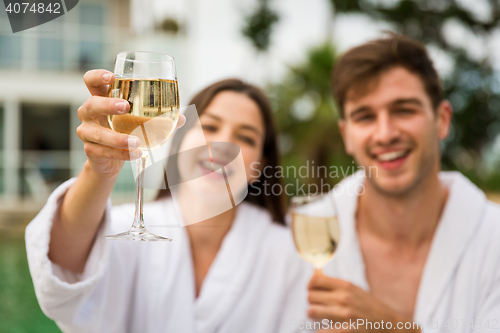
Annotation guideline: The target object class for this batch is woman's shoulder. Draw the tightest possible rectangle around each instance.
[239,202,311,281]
[239,202,297,255]
[239,201,287,232]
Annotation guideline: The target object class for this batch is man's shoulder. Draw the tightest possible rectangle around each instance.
[483,200,500,227]
[467,200,500,257]
[486,199,500,212]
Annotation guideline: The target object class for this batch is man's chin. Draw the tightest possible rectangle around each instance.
[367,173,418,197]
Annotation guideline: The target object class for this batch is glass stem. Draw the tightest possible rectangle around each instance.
[132,156,146,229]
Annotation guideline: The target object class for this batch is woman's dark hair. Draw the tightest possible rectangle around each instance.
[155,78,286,225]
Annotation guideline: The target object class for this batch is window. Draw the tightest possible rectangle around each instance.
[21,103,71,197]
[0,36,21,68]
[79,41,103,71]
[39,38,64,70]
[80,4,103,26]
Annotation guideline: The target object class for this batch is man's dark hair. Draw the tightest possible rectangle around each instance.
[332,33,444,117]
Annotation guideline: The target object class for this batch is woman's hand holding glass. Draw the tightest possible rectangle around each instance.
[77,69,186,177]
[77,69,140,177]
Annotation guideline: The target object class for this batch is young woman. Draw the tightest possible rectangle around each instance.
[25,71,312,333]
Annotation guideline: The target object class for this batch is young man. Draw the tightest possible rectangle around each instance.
[307,34,500,332]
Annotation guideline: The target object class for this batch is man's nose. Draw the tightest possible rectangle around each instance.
[373,112,399,145]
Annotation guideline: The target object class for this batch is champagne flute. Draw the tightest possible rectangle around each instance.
[290,193,340,270]
[105,51,180,241]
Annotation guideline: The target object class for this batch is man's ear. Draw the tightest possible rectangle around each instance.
[436,100,453,140]
[338,119,353,155]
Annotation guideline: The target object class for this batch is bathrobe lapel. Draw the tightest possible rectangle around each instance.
[330,176,370,290]
[327,171,488,323]
[413,172,487,322]
[147,200,197,332]
[193,203,269,333]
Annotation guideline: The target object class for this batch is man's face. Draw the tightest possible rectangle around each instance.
[339,67,452,196]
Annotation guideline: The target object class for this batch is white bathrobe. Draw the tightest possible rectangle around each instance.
[25,178,313,333]
[324,171,500,333]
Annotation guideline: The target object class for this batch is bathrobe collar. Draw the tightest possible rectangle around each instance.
[330,171,487,321]
[158,200,270,333]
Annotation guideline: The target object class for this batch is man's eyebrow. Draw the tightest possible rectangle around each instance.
[348,106,372,119]
[391,98,424,107]
[347,98,425,118]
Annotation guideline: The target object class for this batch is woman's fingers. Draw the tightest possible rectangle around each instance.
[83,69,115,97]
[77,124,141,150]
[83,142,143,161]
[78,96,130,121]
[176,114,186,129]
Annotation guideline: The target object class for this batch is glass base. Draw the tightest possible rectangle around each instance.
[105,226,172,241]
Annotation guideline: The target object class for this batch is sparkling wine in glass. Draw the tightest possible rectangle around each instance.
[290,193,340,270]
[105,51,180,241]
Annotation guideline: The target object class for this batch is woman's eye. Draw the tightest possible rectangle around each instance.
[239,136,256,146]
[202,125,217,132]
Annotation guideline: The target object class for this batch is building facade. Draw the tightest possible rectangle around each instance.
[0,0,138,204]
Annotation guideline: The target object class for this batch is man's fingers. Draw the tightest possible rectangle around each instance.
[78,96,130,120]
[307,304,349,322]
[308,289,353,307]
[83,69,114,96]
[308,272,353,292]
[308,290,333,305]
[176,114,186,129]
[77,124,141,150]
[83,142,143,161]
[308,270,334,291]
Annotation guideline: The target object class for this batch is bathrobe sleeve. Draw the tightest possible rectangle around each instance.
[265,223,315,333]
[277,257,314,333]
[420,202,500,333]
[25,178,138,333]
[471,204,500,333]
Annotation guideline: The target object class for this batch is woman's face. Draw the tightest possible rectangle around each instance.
[177,91,265,199]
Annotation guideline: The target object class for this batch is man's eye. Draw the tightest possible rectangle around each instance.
[396,108,415,114]
[356,115,375,122]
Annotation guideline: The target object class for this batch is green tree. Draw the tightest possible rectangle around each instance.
[241,0,280,52]
[268,43,352,193]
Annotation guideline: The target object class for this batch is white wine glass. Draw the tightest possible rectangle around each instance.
[290,193,340,270]
[105,51,180,241]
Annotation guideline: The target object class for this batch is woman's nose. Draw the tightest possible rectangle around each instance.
[207,127,234,145]
[207,128,236,159]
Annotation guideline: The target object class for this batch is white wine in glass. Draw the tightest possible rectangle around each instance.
[105,51,180,241]
[109,78,179,153]
[290,194,340,270]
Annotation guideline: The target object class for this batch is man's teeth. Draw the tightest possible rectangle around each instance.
[377,150,408,162]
